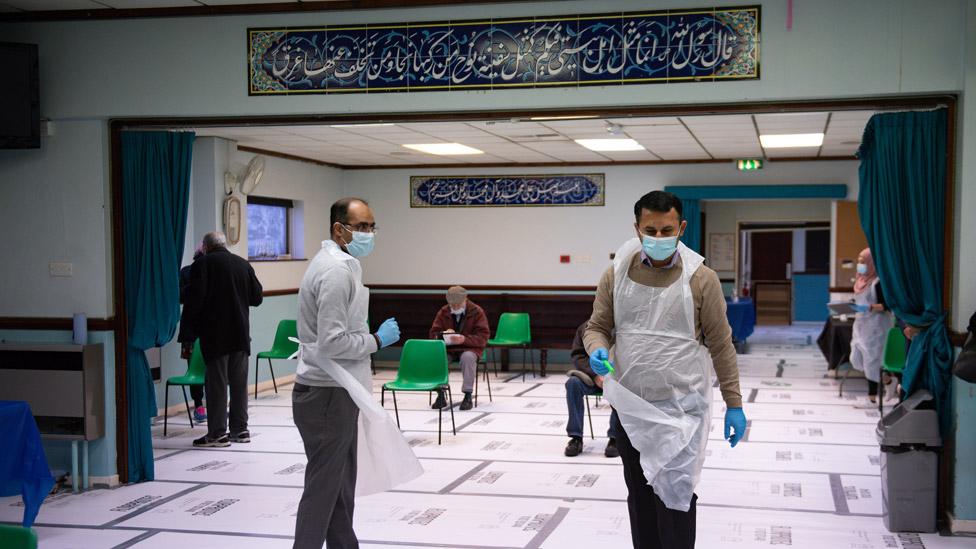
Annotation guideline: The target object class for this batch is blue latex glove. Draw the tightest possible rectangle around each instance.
[376,317,400,348]
[589,348,611,375]
[724,407,747,447]
[852,304,869,313]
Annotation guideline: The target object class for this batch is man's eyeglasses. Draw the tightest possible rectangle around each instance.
[343,223,378,234]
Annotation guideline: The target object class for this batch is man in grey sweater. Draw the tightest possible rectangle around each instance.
[292,197,400,549]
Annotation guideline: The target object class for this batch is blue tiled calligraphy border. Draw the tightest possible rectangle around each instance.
[248,5,760,95]
[409,174,606,208]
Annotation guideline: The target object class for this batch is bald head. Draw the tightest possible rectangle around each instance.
[202,231,227,252]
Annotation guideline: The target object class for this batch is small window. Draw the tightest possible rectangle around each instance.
[247,196,293,260]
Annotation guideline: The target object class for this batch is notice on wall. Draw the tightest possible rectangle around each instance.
[708,233,735,272]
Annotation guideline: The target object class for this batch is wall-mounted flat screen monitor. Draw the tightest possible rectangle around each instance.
[0,42,40,149]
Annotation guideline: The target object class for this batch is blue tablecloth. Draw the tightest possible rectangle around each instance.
[725,297,756,342]
[0,401,54,527]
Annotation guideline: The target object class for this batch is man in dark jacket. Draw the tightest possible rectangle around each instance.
[179,231,264,447]
[428,286,490,411]
[179,247,206,422]
[565,321,619,458]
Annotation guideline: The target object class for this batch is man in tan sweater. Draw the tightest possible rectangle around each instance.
[584,190,747,549]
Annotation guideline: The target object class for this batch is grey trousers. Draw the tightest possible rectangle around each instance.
[451,351,478,393]
[204,351,249,439]
[292,384,360,549]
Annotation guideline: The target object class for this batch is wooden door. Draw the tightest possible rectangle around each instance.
[750,231,793,325]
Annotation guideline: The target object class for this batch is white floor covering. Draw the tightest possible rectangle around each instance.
[2,325,972,548]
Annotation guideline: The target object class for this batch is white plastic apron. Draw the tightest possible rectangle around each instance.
[850,279,894,383]
[602,239,713,512]
[290,242,423,496]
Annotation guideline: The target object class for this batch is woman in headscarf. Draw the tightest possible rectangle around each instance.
[849,248,894,403]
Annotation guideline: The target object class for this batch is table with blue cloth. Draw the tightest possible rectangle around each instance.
[725,297,756,344]
[0,401,55,527]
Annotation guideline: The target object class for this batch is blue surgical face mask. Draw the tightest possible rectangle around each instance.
[340,225,375,258]
[856,263,868,275]
[642,234,679,261]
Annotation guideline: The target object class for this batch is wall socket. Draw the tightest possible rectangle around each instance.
[49,262,73,277]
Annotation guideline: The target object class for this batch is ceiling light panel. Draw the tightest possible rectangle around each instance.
[574,138,646,152]
[759,133,825,148]
[403,143,484,155]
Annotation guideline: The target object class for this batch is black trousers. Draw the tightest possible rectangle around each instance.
[611,413,698,549]
[292,384,359,549]
[204,351,249,438]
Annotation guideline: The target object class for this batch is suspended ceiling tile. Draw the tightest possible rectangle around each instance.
[607,116,682,126]
[4,0,102,9]
[754,112,828,134]
[0,3,22,11]
[201,0,302,5]
[828,110,877,122]
[651,149,712,160]
[681,114,754,127]
[596,150,660,161]
[98,0,198,7]
[764,147,821,158]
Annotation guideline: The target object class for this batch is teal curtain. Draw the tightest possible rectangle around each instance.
[121,131,195,482]
[857,110,953,428]
[679,198,701,253]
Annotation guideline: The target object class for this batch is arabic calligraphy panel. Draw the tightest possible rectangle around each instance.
[247,6,759,95]
[410,174,605,208]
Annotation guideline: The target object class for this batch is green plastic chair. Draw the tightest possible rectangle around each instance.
[879,327,907,408]
[382,339,456,444]
[882,327,907,375]
[487,312,535,381]
[255,320,299,399]
[164,340,206,437]
[0,525,37,549]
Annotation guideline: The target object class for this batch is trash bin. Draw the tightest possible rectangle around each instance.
[876,389,942,533]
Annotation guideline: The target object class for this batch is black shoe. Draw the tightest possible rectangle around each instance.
[564,437,583,457]
[459,393,473,411]
[431,391,447,409]
[604,438,619,458]
[230,430,250,443]
[193,434,230,448]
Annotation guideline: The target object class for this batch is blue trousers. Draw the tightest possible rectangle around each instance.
[565,376,618,439]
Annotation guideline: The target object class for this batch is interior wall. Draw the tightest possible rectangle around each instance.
[346,161,858,286]
[0,120,111,318]
[702,199,833,280]
[186,138,345,291]
[0,0,964,120]
[833,200,870,290]
[950,0,976,528]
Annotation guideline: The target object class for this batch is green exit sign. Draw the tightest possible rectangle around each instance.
[737,158,764,171]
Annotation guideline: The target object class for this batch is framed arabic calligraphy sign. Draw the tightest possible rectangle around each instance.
[248,6,759,95]
[410,174,605,208]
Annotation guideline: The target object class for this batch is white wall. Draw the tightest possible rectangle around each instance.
[0,0,965,120]
[703,199,834,278]
[0,120,111,318]
[347,160,858,286]
[185,138,344,290]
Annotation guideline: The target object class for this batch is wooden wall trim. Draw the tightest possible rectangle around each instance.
[264,288,300,297]
[829,287,855,293]
[0,317,115,331]
[110,121,129,484]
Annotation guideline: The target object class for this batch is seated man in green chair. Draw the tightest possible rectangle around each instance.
[428,286,490,411]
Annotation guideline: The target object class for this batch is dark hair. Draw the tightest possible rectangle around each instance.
[633,191,682,222]
[330,197,369,226]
